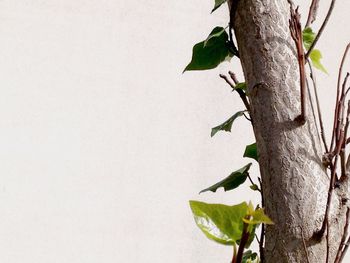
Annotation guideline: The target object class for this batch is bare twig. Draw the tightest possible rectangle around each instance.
[306,0,320,28]
[307,59,329,152]
[331,44,350,153]
[228,71,239,84]
[335,208,350,263]
[219,73,251,113]
[220,73,236,90]
[289,6,307,124]
[326,219,330,263]
[305,0,336,59]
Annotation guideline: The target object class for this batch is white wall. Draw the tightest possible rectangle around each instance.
[0,0,348,262]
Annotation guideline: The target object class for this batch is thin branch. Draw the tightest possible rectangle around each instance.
[318,129,344,237]
[335,208,350,263]
[219,74,251,113]
[220,73,236,90]
[326,219,330,263]
[307,59,329,152]
[305,0,336,59]
[305,0,320,28]
[306,75,321,148]
[331,44,350,152]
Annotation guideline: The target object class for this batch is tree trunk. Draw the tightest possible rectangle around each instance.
[229,0,349,262]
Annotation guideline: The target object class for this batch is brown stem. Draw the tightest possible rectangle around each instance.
[236,222,249,263]
[318,130,344,238]
[289,6,306,124]
[232,244,237,263]
[307,59,329,152]
[331,45,350,155]
[335,208,350,263]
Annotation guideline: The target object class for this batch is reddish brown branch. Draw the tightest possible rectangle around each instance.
[331,45,350,153]
[335,208,350,263]
[236,221,250,263]
[307,60,329,152]
[289,6,306,124]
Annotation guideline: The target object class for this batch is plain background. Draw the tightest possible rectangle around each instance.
[0,0,349,262]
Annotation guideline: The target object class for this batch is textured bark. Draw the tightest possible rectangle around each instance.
[229,0,349,262]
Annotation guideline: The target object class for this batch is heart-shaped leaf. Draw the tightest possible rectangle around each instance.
[189,201,249,245]
[199,163,252,194]
[184,27,232,72]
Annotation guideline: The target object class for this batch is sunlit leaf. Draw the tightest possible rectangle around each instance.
[211,110,246,137]
[310,49,328,74]
[199,163,252,194]
[189,201,249,245]
[302,27,315,50]
[243,208,274,225]
[302,27,327,74]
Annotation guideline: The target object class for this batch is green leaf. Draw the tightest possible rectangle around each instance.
[310,49,328,74]
[184,27,232,72]
[189,201,249,245]
[199,163,252,194]
[211,110,246,137]
[243,208,274,225]
[204,27,225,47]
[302,27,328,74]
[243,143,258,161]
[242,250,259,263]
[212,0,227,13]
[302,27,315,50]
